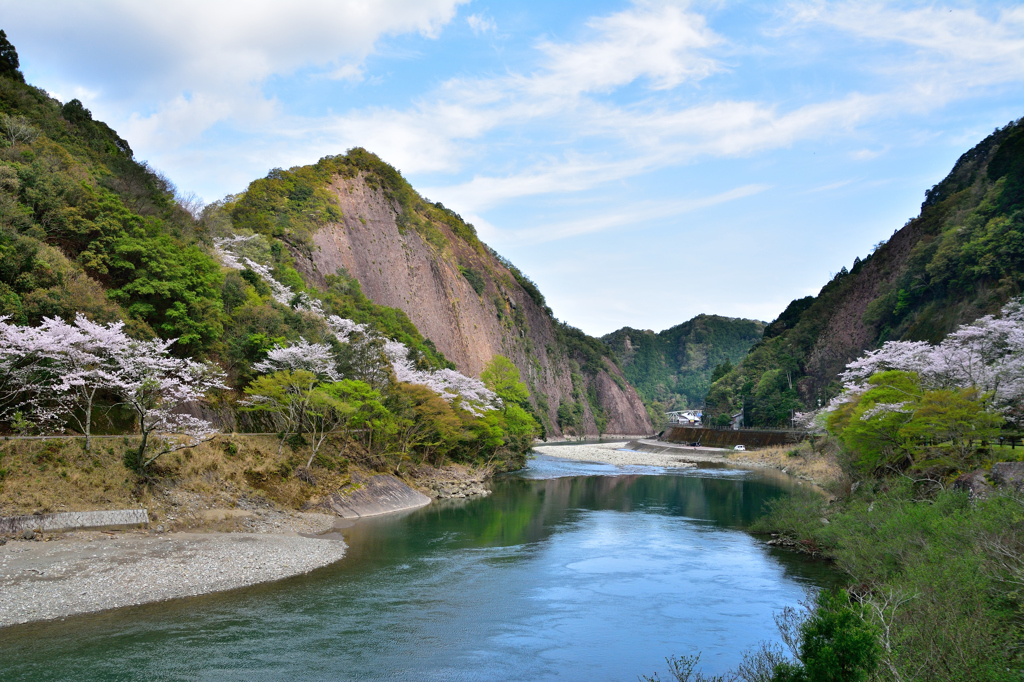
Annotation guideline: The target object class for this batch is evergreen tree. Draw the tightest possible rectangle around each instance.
[0,30,25,83]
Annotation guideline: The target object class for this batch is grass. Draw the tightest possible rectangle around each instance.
[0,434,356,522]
[723,441,845,490]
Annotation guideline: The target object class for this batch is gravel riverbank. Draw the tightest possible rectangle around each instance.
[535,440,841,489]
[0,519,345,628]
[532,441,701,468]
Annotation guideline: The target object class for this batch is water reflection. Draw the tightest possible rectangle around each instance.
[0,460,837,682]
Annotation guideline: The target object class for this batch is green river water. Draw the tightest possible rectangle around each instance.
[0,452,838,681]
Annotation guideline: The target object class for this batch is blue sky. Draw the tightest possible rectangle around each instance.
[3,1,1023,335]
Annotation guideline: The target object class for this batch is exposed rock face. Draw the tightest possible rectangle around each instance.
[290,173,652,437]
[989,462,1024,491]
[326,474,431,518]
[953,470,991,499]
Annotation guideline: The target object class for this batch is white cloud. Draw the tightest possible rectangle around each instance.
[1,0,468,153]
[789,2,1024,90]
[849,147,886,161]
[467,14,497,35]
[493,183,770,245]
[532,1,722,95]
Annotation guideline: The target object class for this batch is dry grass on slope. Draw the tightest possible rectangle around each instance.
[724,441,844,490]
[0,435,356,530]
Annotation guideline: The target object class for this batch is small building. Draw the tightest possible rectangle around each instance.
[730,411,743,430]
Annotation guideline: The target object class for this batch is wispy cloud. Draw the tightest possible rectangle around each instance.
[467,13,497,35]
[482,183,770,246]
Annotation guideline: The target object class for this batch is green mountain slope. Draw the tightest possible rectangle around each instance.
[0,41,650,439]
[602,315,764,411]
[220,150,652,436]
[706,117,1024,427]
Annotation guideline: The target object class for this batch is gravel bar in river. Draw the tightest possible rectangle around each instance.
[0,530,346,627]
[533,441,699,468]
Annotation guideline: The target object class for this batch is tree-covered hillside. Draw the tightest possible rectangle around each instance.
[706,117,1024,427]
[0,28,648,485]
[602,315,764,412]
[0,35,545,472]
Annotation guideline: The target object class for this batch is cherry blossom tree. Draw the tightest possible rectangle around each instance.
[0,315,225,466]
[817,299,1024,430]
[217,235,501,414]
[252,338,342,381]
[103,336,226,471]
[32,315,134,451]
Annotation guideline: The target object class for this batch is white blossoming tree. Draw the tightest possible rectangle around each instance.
[252,337,342,381]
[106,336,226,471]
[0,314,226,468]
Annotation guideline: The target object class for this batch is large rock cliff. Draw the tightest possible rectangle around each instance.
[284,164,651,438]
[706,117,1024,426]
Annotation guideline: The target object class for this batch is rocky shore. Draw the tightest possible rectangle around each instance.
[535,439,841,489]
[532,441,698,468]
[0,513,344,628]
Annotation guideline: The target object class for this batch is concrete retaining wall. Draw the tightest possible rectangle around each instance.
[0,509,149,535]
[664,427,807,449]
[327,475,431,519]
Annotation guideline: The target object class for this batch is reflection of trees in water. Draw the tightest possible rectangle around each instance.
[341,474,831,585]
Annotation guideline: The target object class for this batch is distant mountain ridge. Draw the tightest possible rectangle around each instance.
[602,315,765,412]
[706,117,1024,427]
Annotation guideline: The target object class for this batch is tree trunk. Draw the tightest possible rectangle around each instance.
[83,391,93,453]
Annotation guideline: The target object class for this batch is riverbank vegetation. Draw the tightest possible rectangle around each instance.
[649,299,1024,681]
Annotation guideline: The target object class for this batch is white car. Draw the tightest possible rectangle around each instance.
[733,445,746,451]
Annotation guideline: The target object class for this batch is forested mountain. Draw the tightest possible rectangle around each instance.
[706,117,1024,426]
[602,315,764,412]
[0,41,649,444]
[221,153,651,437]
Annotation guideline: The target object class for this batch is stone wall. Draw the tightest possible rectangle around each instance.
[0,509,148,535]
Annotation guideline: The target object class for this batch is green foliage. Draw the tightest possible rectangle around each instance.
[603,315,764,413]
[481,355,530,405]
[755,481,1024,681]
[0,67,222,351]
[826,370,1003,474]
[770,591,879,682]
[0,30,25,83]
[557,399,585,436]
[708,118,1024,425]
[556,322,612,376]
[459,265,485,295]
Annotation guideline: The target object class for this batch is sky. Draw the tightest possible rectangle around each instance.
[3,1,1023,336]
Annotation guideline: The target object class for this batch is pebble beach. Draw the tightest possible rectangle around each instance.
[0,520,345,628]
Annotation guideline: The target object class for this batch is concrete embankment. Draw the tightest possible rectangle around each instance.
[325,474,432,518]
[662,426,807,449]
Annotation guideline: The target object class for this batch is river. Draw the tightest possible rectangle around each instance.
[0,454,837,681]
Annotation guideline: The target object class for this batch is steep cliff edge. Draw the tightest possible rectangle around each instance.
[237,151,651,437]
[706,117,1024,426]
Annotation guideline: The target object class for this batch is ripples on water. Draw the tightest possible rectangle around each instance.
[0,453,837,681]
